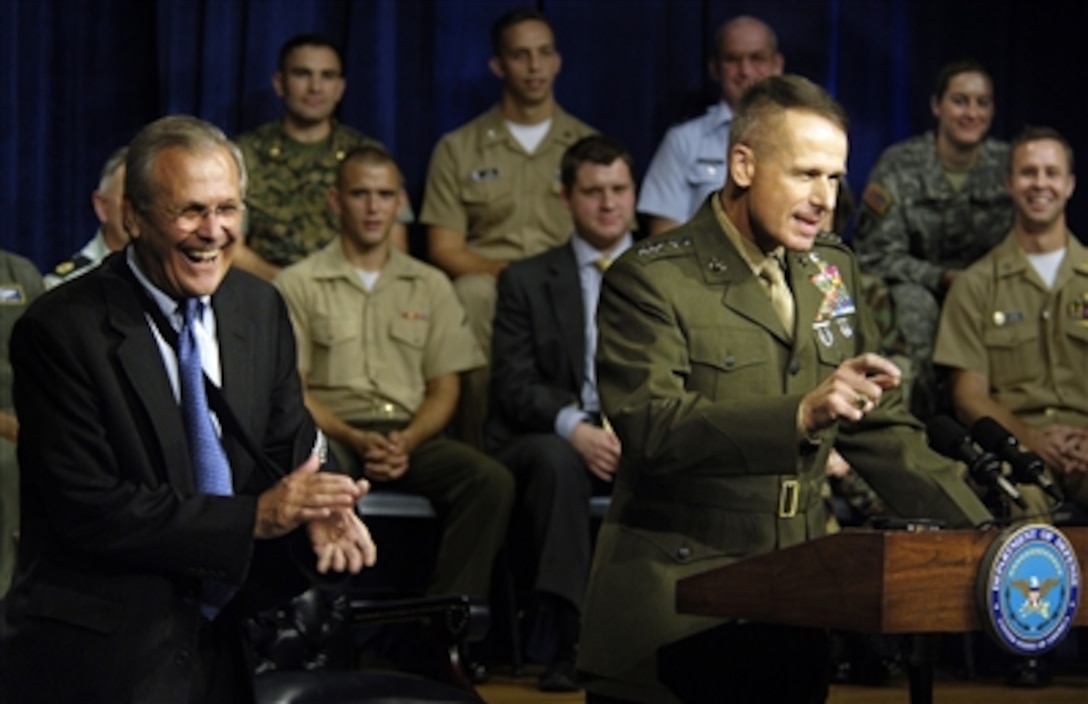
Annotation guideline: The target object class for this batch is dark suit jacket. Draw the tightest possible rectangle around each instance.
[0,252,320,703]
[487,242,587,451]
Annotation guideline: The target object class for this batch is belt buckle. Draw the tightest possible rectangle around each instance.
[778,479,800,518]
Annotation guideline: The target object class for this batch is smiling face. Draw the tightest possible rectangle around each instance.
[731,109,847,253]
[1008,138,1075,233]
[710,17,784,108]
[564,158,635,251]
[489,19,561,109]
[126,146,242,299]
[931,70,994,150]
[274,44,346,128]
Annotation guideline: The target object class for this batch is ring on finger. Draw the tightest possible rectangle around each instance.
[854,393,870,411]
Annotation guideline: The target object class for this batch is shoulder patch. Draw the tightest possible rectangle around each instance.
[816,231,843,245]
[51,254,93,278]
[634,236,694,261]
[862,182,893,217]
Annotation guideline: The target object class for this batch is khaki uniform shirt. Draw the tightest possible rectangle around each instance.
[238,121,410,268]
[934,232,1088,428]
[420,105,595,261]
[0,251,44,410]
[275,241,484,423]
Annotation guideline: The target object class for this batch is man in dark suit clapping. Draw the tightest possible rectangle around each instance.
[0,115,375,703]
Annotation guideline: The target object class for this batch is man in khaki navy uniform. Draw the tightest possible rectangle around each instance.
[275,146,513,604]
[935,126,1088,512]
[577,76,991,704]
[45,146,129,289]
[421,7,594,448]
[236,34,411,281]
[0,250,43,599]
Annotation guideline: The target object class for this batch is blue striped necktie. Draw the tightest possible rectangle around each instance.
[178,298,235,618]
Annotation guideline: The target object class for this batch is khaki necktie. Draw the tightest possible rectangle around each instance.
[758,256,795,338]
[595,257,612,273]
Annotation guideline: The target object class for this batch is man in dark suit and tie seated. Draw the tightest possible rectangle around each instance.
[0,115,376,704]
[487,134,634,692]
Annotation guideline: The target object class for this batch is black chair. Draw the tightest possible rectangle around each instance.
[252,589,489,704]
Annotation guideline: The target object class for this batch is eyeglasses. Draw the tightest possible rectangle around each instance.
[154,202,245,230]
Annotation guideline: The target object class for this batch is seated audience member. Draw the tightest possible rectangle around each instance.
[577,75,991,704]
[638,15,783,235]
[235,33,411,281]
[421,7,595,448]
[0,115,374,703]
[487,134,633,692]
[935,126,1088,512]
[0,251,44,600]
[854,59,1013,419]
[45,146,128,288]
[275,146,514,607]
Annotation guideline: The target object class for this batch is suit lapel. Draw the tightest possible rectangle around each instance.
[211,274,257,490]
[106,257,196,493]
[789,251,822,358]
[546,245,587,389]
[694,227,790,346]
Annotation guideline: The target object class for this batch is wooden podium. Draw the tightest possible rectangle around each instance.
[676,527,1088,702]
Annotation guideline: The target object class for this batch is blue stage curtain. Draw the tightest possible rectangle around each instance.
[2,0,1086,273]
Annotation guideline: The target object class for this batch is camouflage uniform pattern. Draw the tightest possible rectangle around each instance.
[237,121,410,268]
[853,132,1013,417]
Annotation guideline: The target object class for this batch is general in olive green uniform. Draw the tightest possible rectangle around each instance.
[578,200,991,703]
[420,105,595,348]
[274,241,513,599]
[0,251,44,598]
[238,121,412,268]
[934,231,1088,506]
[854,133,1013,417]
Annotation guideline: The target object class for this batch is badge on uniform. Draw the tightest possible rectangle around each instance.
[402,310,429,321]
[1069,293,1088,325]
[0,284,26,305]
[470,168,499,182]
[992,310,1025,326]
[809,253,855,316]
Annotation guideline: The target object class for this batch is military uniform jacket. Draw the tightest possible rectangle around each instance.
[935,231,1088,427]
[854,132,1013,292]
[237,121,384,267]
[420,104,595,262]
[577,198,991,702]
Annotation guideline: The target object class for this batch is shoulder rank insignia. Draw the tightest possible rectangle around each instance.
[635,236,693,259]
[52,254,93,278]
[862,182,893,217]
[0,284,26,304]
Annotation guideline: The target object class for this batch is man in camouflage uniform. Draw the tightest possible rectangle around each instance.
[45,147,128,288]
[854,60,1012,419]
[235,34,411,281]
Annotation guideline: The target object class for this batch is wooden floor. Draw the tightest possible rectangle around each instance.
[476,671,1088,703]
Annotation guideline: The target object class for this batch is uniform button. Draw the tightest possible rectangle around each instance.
[1042,310,1051,320]
[676,546,691,560]
[724,356,736,368]
[788,359,801,375]
[176,649,190,664]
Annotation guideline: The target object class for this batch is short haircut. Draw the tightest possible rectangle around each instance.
[560,135,634,191]
[714,15,778,59]
[125,115,247,214]
[933,59,991,100]
[490,7,552,57]
[98,146,129,191]
[336,144,403,188]
[1009,125,1075,174]
[278,33,344,74]
[728,74,848,154]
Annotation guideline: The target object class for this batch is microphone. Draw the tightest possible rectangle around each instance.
[926,415,1028,510]
[971,417,1064,503]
